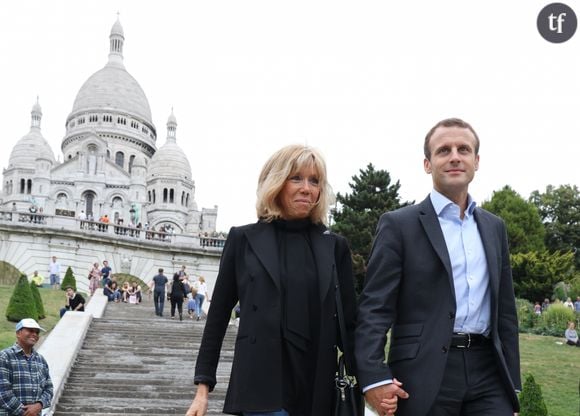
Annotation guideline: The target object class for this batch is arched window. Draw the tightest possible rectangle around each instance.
[186,193,190,207]
[115,151,124,168]
[112,197,123,209]
[82,191,96,217]
[181,191,185,205]
[169,189,174,203]
[163,188,168,203]
[129,155,135,173]
[20,179,25,193]
[152,189,156,203]
[148,191,151,202]
[27,179,32,194]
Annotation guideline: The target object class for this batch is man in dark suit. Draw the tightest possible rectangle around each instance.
[356,118,521,415]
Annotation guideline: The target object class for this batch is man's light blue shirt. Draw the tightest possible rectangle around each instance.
[430,190,491,336]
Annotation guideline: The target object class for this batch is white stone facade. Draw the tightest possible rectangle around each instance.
[1,18,217,235]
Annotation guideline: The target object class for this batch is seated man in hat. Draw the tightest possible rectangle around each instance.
[0,318,53,415]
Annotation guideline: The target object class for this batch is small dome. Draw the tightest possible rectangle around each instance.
[8,101,56,169]
[167,110,177,125]
[148,140,192,180]
[111,18,124,37]
[32,99,42,114]
[9,130,56,169]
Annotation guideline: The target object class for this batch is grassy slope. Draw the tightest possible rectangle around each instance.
[1,285,73,349]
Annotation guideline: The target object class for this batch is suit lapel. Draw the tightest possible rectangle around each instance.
[417,196,455,299]
[245,222,281,291]
[309,226,336,301]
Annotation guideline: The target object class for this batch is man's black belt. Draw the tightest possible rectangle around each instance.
[450,332,491,349]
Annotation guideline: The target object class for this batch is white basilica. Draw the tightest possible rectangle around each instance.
[1,18,217,236]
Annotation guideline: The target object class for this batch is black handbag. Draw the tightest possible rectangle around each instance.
[334,275,365,416]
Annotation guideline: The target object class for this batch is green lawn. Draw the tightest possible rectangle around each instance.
[1,285,70,349]
[1,285,579,414]
[519,332,579,416]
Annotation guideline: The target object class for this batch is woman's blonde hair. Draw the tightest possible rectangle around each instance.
[256,144,330,224]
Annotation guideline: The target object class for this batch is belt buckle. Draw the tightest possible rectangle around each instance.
[456,332,471,349]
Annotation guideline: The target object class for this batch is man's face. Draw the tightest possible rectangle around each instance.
[16,328,40,349]
[52,256,56,262]
[104,261,108,267]
[66,288,74,297]
[424,126,479,198]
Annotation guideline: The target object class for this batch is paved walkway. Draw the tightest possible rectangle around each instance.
[52,295,236,415]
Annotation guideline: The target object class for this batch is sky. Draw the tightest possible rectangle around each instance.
[1,1,579,231]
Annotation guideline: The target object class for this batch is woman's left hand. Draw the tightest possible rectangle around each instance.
[185,384,209,416]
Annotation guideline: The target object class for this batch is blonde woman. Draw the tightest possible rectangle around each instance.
[186,145,371,416]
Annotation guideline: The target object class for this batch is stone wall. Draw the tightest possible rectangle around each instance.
[0,221,223,294]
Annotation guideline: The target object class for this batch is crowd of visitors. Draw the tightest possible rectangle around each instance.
[149,266,211,321]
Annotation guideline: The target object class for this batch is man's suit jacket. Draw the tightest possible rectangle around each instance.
[356,196,521,416]
[194,221,357,415]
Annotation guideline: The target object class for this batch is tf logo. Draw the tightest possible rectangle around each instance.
[537,3,577,43]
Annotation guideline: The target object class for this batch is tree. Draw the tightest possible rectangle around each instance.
[61,266,77,291]
[30,281,46,319]
[519,373,548,416]
[481,186,545,254]
[530,184,580,267]
[510,250,576,302]
[5,274,38,322]
[331,163,412,290]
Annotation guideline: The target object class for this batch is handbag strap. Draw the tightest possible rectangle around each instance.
[334,272,355,376]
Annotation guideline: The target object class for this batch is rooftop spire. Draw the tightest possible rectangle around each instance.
[166,108,177,143]
[108,15,125,67]
[31,97,42,129]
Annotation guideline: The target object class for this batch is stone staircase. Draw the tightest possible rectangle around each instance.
[53,296,236,415]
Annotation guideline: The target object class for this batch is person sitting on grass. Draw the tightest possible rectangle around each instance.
[565,321,580,347]
[59,286,86,317]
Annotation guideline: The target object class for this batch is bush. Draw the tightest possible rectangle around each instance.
[519,373,548,416]
[516,298,534,331]
[541,302,575,334]
[60,266,77,291]
[567,275,580,300]
[553,281,571,302]
[0,261,23,285]
[5,274,38,322]
[112,273,150,294]
[30,281,46,319]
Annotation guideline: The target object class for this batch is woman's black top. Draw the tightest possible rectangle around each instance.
[273,218,321,416]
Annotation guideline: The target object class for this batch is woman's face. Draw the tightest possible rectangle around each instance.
[278,165,321,220]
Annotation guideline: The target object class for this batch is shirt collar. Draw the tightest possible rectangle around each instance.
[12,342,36,356]
[430,189,477,218]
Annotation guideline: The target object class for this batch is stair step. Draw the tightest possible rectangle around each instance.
[53,297,236,414]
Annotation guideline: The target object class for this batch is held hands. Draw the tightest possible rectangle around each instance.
[365,378,409,416]
[185,384,209,416]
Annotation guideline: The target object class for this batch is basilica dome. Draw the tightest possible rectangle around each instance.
[71,66,152,124]
[69,18,152,125]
